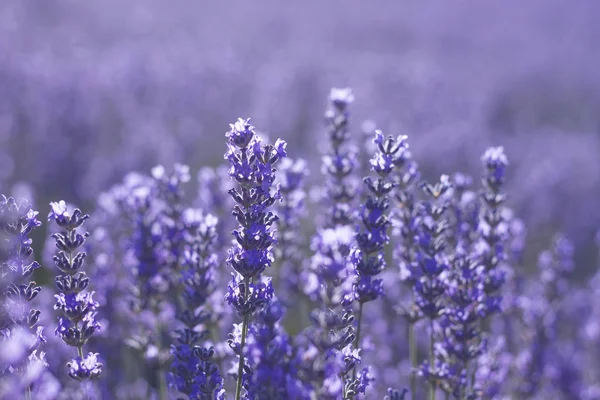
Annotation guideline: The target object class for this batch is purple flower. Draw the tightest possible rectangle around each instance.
[244,299,309,400]
[322,87,359,228]
[67,352,103,381]
[275,158,309,302]
[352,130,406,305]
[48,201,102,382]
[224,118,285,399]
[0,195,46,394]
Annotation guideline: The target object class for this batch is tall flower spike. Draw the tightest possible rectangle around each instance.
[244,299,309,399]
[347,130,408,396]
[197,165,235,253]
[414,175,452,397]
[0,195,46,397]
[323,87,359,228]
[170,210,225,399]
[224,118,285,400]
[513,234,579,398]
[298,88,360,399]
[275,157,308,303]
[476,146,509,319]
[353,130,408,304]
[48,201,102,381]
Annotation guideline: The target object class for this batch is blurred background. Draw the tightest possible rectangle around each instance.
[1,0,599,273]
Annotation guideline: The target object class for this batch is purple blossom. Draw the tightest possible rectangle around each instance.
[224,118,285,399]
[0,195,47,397]
[275,158,309,302]
[48,201,103,382]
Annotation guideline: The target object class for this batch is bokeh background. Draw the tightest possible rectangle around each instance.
[1,0,599,272]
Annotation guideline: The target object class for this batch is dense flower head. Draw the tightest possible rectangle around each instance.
[329,87,355,110]
[225,277,275,317]
[0,195,47,394]
[276,158,309,301]
[225,119,285,281]
[48,201,102,381]
[67,352,103,381]
[224,118,287,399]
[351,130,405,304]
[322,87,359,228]
[243,299,309,400]
[481,146,509,185]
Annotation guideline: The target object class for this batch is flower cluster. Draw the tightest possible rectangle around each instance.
[170,210,225,399]
[244,299,308,399]
[275,157,308,302]
[322,87,359,228]
[353,130,408,303]
[6,87,600,400]
[224,118,286,399]
[299,89,361,399]
[48,200,102,381]
[0,196,46,396]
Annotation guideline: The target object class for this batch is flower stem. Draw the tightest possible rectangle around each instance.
[409,321,417,400]
[352,301,364,380]
[158,369,168,400]
[429,319,436,400]
[235,277,251,400]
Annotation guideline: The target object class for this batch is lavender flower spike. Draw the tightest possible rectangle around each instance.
[224,118,286,400]
[0,195,46,397]
[323,87,359,228]
[170,210,225,399]
[48,200,102,381]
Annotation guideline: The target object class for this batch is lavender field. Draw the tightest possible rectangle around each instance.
[2,1,600,399]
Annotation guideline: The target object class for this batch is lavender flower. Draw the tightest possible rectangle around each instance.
[513,234,583,398]
[170,209,225,399]
[477,146,510,320]
[349,130,408,396]
[48,200,102,381]
[322,87,359,228]
[275,157,308,303]
[413,176,453,397]
[0,196,46,396]
[224,118,286,400]
[300,225,356,399]
[296,89,363,399]
[1,196,43,332]
[244,299,309,399]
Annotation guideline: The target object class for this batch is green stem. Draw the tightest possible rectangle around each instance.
[409,322,417,400]
[352,301,364,380]
[429,320,436,400]
[469,362,477,395]
[464,360,469,399]
[235,277,251,400]
[158,369,168,400]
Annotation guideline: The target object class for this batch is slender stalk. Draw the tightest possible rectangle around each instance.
[469,361,477,394]
[235,277,251,400]
[352,301,365,380]
[155,320,167,400]
[409,321,417,400]
[158,370,168,400]
[429,319,436,400]
[464,360,470,399]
